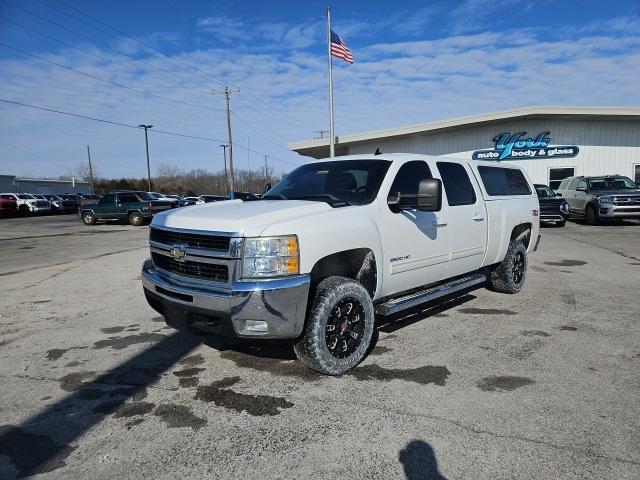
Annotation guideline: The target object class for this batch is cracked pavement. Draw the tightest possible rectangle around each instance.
[1,215,639,479]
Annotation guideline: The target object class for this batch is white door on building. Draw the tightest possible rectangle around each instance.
[436,161,487,277]
[379,160,450,297]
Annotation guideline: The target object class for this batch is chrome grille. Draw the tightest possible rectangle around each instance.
[613,196,640,206]
[150,227,230,251]
[151,252,229,282]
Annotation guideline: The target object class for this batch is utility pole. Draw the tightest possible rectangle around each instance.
[213,86,240,194]
[138,124,153,191]
[219,144,228,195]
[264,155,268,181]
[86,145,95,194]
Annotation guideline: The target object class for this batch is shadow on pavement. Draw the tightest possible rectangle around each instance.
[0,331,202,479]
[399,439,447,480]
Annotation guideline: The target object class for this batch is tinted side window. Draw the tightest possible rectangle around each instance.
[437,162,476,206]
[119,193,139,203]
[388,161,432,209]
[478,167,510,195]
[100,194,115,204]
[505,169,531,195]
[478,166,531,196]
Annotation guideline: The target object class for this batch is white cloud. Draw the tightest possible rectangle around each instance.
[1,18,640,178]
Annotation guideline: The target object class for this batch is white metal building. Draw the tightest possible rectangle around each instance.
[0,175,91,195]
[289,106,640,189]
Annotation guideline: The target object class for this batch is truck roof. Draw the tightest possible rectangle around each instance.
[311,153,525,170]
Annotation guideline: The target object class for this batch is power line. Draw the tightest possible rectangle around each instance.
[49,0,228,88]
[2,0,215,91]
[48,0,320,132]
[230,110,297,156]
[0,98,300,167]
[0,16,198,91]
[0,41,223,112]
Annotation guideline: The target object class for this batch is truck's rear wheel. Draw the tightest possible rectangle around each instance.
[128,211,144,226]
[487,241,527,294]
[293,276,375,375]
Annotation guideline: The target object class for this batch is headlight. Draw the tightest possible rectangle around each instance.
[560,201,569,212]
[242,235,299,278]
[598,196,613,204]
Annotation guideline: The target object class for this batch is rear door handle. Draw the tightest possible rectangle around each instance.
[432,217,447,227]
[473,213,485,221]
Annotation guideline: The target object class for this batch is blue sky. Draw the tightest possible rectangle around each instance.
[1,0,639,179]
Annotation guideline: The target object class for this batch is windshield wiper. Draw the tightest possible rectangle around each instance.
[298,194,352,206]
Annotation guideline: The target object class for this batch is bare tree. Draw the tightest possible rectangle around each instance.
[76,161,100,183]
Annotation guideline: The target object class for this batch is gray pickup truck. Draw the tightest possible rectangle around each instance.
[556,175,640,224]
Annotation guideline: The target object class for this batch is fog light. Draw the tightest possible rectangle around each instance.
[245,320,268,333]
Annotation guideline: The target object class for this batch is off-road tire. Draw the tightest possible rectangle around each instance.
[488,241,528,294]
[128,211,144,226]
[293,276,375,375]
[585,204,599,225]
[81,211,96,225]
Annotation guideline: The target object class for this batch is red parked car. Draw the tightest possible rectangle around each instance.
[0,194,18,216]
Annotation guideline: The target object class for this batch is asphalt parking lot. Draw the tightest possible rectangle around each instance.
[1,215,639,479]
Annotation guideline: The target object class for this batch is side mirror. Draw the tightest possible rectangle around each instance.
[555,193,562,197]
[576,187,587,192]
[387,178,442,212]
[264,183,272,194]
[417,178,442,212]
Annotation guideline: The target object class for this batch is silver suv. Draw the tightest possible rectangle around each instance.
[556,175,640,224]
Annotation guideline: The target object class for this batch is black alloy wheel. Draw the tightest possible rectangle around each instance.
[325,297,366,359]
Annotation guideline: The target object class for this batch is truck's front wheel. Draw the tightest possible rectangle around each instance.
[487,241,528,294]
[293,276,375,375]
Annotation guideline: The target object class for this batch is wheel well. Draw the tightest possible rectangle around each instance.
[310,249,377,298]
[127,209,142,216]
[510,223,532,248]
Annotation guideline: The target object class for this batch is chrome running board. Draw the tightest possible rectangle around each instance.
[375,273,486,316]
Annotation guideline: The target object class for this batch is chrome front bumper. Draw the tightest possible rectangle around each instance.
[141,258,310,339]
[598,205,640,218]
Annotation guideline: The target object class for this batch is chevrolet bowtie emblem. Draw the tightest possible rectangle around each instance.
[169,246,186,261]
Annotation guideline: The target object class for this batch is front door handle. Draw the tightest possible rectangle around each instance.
[473,213,485,221]
[432,217,447,227]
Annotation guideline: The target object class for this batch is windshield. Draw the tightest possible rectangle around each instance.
[588,176,637,190]
[264,160,391,206]
[18,194,34,199]
[535,186,556,198]
[137,192,155,201]
[83,194,100,199]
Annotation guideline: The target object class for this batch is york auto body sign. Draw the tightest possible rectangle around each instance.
[472,132,579,161]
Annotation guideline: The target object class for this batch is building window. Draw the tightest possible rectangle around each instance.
[635,164,640,185]
[549,167,575,190]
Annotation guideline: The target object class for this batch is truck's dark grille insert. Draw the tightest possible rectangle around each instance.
[152,252,229,282]
[150,228,230,251]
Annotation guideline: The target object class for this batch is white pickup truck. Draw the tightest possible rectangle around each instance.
[142,154,540,374]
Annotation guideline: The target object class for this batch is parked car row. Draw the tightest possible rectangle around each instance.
[535,174,640,226]
[0,192,103,217]
[80,190,263,226]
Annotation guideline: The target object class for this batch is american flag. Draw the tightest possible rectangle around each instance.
[330,29,354,64]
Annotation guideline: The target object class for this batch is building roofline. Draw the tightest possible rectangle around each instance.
[15,177,90,184]
[288,106,640,154]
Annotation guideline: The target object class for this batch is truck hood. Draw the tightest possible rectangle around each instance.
[152,199,332,236]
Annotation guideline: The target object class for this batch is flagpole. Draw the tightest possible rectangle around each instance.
[327,6,335,158]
